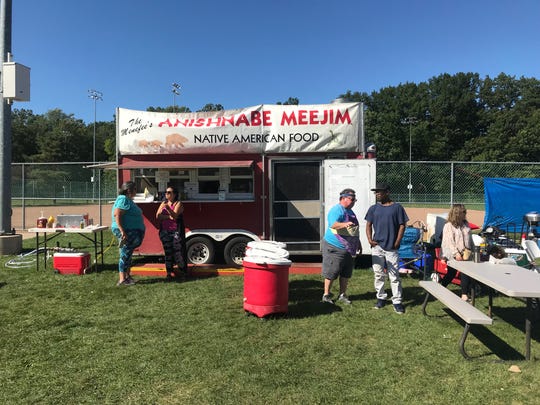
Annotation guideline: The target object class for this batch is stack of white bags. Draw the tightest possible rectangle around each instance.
[243,241,291,265]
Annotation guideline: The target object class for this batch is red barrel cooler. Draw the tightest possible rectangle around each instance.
[243,257,291,318]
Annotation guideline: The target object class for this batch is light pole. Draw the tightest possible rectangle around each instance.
[401,116,417,203]
[88,89,102,202]
[172,83,180,112]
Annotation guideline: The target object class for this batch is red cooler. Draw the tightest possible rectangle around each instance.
[53,252,91,275]
[243,257,291,318]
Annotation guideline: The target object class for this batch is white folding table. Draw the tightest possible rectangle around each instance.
[28,226,109,272]
[448,260,540,360]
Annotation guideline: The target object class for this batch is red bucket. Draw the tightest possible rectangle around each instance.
[243,258,291,318]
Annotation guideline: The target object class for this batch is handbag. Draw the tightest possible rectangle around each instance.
[462,248,472,261]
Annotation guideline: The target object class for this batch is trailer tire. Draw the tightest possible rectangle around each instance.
[224,236,252,267]
[186,237,215,265]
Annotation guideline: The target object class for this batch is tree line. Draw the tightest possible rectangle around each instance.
[341,72,540,161]
[11,72,540,163]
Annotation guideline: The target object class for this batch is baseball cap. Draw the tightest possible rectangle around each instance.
[371,182,390,192]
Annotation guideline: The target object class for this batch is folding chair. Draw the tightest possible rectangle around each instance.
[398,221,432,279]
[523,239,540,272]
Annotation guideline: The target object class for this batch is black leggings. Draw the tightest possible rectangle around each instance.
[159,229,187,275]
[440,266,471,296]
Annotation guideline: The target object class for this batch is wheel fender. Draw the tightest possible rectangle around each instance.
[186,229,260,243]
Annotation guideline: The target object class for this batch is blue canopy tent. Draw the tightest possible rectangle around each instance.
[483,177,540,232]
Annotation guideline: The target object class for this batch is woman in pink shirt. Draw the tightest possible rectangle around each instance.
[155,186,188,281]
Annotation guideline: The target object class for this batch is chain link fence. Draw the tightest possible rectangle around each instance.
[8,161,540,230]
[377,161,540,210]
[11,162,117,230]
[11,162,117,205]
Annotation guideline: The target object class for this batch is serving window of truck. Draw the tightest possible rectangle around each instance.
[116,103,375,266]
[131,165,254,201]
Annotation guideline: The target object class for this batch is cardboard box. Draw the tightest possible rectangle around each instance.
[53,252,91,275]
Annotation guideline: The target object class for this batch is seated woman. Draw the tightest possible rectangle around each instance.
[440,204,472,301]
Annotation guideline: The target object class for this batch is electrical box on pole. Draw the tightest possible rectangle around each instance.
[2,61,30,102]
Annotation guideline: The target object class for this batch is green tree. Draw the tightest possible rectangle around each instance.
[354,82,431,161]
[10,75,540,164]
[13,108,89,162]
[345,73,493,161]
[198,104,224,112]
[425,72,483,160]
[12,109,39,162]
[91,121,115,162]
[147,106,191,113]
[461,75,540,162]
[276,97,299,105]
[36,110,88,162]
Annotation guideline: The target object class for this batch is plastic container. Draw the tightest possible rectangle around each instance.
[56,214,85,228]
[243,257,291,318]
[504,248,529,267]
[37,210,47,228]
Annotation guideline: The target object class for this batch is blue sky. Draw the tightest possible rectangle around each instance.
[11,0,540,124]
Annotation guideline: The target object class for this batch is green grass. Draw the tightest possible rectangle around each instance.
[1,232,540,404]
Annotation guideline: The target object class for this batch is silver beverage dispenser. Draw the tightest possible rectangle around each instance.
[524,212,540,240]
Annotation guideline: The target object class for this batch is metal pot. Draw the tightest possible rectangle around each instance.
[524,211,540,225]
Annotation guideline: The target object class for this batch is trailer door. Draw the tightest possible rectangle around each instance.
[271,160,323,254]
[324,159,376,254]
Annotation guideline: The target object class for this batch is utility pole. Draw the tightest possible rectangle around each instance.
[0,0,12,235]
[0,0,21,255]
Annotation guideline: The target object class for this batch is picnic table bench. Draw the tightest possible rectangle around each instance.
[419,280,493,359]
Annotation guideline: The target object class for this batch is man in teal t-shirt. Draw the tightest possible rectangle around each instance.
[321,188,361,305]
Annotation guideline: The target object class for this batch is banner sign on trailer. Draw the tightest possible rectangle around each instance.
[117,103,363,155]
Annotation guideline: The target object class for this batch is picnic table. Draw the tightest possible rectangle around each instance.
[448,259,540,360]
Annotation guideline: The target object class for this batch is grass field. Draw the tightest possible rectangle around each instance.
[1,232,540,404]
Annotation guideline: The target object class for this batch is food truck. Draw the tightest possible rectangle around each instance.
[116,102,376,265]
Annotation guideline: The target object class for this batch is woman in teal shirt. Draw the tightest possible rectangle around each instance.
[111,181,146,286]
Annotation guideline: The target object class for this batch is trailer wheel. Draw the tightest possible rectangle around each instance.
[186,237,215,265]
[224,236,251,267]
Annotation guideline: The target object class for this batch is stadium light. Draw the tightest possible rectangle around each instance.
[401,116,417,203]
[88,89,103,202]
[172,83,181,112]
